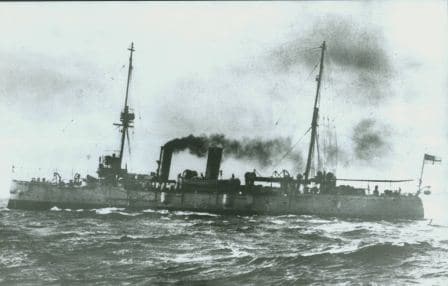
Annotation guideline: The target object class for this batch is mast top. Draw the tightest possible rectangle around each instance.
[124,42,135,109]
[128,42,135,53]
[314,41,326,106]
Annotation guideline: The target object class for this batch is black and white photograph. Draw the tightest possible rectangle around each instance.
[0,1,447,284]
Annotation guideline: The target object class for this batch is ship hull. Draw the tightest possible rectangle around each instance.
[8,180,424,220]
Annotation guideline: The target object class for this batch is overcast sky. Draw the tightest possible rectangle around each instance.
[0,1,447,198]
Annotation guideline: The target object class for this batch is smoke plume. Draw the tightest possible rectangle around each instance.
[352,119,391,161]
[164,134,303,169]
[270,16,393,104]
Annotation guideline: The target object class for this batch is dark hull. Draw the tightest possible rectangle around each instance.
[8,180,424,220]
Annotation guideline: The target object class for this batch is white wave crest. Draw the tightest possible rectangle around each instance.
[173,211,219,217]
[143,209,169,214]
[94,207,125,215]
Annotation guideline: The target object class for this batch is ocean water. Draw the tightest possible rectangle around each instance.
[1,199,448,285]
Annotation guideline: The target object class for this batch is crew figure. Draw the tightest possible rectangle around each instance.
[296,173,303,192]
[373,185,379,196]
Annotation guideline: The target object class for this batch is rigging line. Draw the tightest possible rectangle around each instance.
[325,117,335,170]
[329,118,336,171]
[295,47,321,53]
[254,169,264,177]
[280,46,321,53]
[317,58,325,108]
[336,178,414,183]
[274,60,320,126]
[320,55,334,113]
[322,116,327,169]
[326,54,345,111]
[334,124,338,173]
[316,129,322,171]
[271,127,312,170]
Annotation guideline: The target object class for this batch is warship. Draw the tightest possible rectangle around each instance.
[8,41,425,219]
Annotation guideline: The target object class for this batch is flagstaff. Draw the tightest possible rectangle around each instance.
[418,153,441,194]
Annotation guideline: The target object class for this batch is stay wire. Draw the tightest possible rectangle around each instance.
[316,130,322,172]
[271,126,312,171]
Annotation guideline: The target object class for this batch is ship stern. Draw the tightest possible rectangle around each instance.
[7,180,23,209]
[7,180,37,209]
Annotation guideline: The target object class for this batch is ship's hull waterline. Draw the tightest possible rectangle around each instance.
[7,180,424,220]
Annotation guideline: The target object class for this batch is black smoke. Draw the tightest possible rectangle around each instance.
[352,119,390,161]
[164,134,303,169]
[164,135,209,158]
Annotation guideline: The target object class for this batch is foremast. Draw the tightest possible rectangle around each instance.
[115,42,136,169]
[304,41,326,183]
[97,42,135,181]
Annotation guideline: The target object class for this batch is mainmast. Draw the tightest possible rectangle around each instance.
[304,41,326,182]
[116,42,136,170]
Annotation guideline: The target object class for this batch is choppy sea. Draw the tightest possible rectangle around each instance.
[1,198,448,285]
